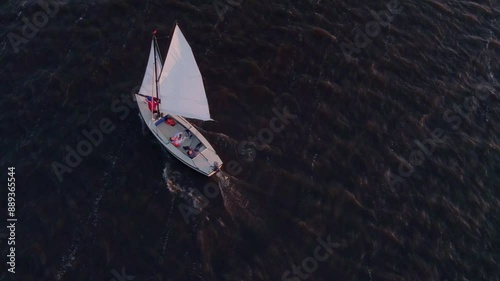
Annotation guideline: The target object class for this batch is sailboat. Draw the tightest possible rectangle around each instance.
[136,23,222,176]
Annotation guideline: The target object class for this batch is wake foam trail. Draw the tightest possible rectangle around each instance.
[485,29,497,83]
[213,172,317,273]
[214,172,266,229]
[159,193,176,262]
[163,164,200,209]
[55,147,120,279]
[55,237,80,280]
[55,184,106,280]
[162,161,202,235]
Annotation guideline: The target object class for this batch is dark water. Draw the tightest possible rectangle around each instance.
[0,0,499,280]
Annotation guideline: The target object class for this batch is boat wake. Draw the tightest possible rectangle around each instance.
[214,172,267,229]
[485,29,497,83]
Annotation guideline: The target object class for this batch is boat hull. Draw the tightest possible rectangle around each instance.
[136,96,223,177]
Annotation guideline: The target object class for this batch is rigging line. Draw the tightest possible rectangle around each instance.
[153,34,161,105]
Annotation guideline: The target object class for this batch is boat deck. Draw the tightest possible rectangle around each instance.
[156,116,207,157]
[136,96,222,176]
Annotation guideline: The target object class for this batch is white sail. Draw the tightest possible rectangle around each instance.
[157,25,212,121]
[139,41,162,99]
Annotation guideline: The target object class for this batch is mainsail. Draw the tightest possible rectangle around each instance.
[157,25,212,121]
[138,41,162,100]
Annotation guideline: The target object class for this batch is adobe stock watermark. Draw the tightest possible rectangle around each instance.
[110,267,135,281]
[178,94,298,224]
[212,0,243,21]
[340,0,403,62]
[236,105,297,162]
[282,234,340,281]
[51,87,140,182]
[6,0,70,53]
[385,76,498,188]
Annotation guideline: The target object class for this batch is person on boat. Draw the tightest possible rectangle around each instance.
[187,149,199,159]
[169,132,185,147]
[146,96,159,112]
[183,143,202,159]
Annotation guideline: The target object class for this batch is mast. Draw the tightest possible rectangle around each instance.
[153,30,160,116]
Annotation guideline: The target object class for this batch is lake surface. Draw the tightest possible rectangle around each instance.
[0,0,498,280]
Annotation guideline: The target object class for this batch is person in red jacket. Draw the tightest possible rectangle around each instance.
[169,132,185,147]
[146,96,159,112]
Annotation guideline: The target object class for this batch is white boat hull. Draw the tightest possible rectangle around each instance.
[137,96,223,177]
